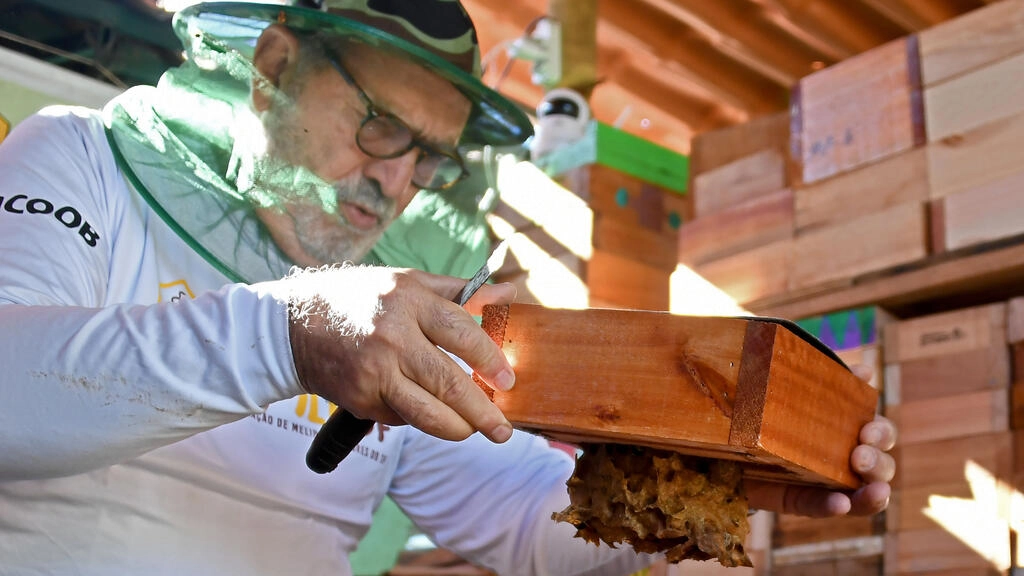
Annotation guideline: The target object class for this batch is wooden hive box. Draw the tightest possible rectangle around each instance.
[479,303,879,490]
[791,35,925,186]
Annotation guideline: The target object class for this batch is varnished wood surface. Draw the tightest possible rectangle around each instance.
[480,303,878,489]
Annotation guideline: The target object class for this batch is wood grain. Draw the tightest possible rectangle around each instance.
[693,238,794,305]
[794,148,930,233]
[773,513,882,548]
[689,112,790,184]
[887,389,1009,446]
[481,304,878,489]
[790,201,928,292]
[882,303,1006,364]
[891,431,1013,489]
[883,529,1007,574]
[918,0,1024,87]
[587,249,671,311]
[927,111,1024,200]
[793,36,924,185]
[932,169,1024,253]
[692,149,787,218]
[678,188,794,266]
[925,51,1024,143]
[885,345,1010,405]
[592,214,678,271]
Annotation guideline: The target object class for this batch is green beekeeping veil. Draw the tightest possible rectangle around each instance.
[103,0,532,283]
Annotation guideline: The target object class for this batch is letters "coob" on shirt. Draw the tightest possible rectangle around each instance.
[1,195,100,247]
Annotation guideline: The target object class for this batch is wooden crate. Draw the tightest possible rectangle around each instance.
[592,214,677,271]
[587,249,671,311]
[773,513,883,548]
[924,51,1024,143]
[678,188,794,267]
[791,36,925,185]
[884,302,1009,406]
[691,149,787,219]
[884,528,1009,575]
[931,169,1024,254]
[773,536,883,576]
[688,112,790,189]
[883,303,1007,365]
[480,304,879,489]
[790,201,928,292]
[886,389,1008,446]
[918,0,1024,88]
[892,432,1013,490]
[794,148,930,233]
[561,164,688,235]
[690,238,793,306]
[928,111,1024,201]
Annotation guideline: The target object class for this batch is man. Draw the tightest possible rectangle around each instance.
[0,1,895,574]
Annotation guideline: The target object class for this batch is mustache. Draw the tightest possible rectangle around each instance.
[337,176,394,220]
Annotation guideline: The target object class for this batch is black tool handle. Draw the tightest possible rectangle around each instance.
[305,410,375,474]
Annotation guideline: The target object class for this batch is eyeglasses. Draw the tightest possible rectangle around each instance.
[325,53,469,192]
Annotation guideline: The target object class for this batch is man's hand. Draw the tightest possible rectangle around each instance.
[278,265,517,444]
[745,365,896,517]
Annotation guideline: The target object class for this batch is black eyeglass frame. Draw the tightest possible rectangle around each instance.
[324,53,470,192]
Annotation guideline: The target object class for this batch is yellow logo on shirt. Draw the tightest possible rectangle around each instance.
[0,113,9,144]
[295,394,337,424]
[158,279,195,303]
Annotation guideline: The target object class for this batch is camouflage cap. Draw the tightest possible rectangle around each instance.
[174,0,533,146]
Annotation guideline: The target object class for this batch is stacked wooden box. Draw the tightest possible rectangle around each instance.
[676,112,794,306]
[883,303,1013,576]
[922,0,1024,255]
[560,163,688,311]
[677,0,1024,313]
[770,307,890,576]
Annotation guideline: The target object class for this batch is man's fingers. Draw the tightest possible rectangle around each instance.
[745,480,851,518]
[384,373,477,441]
[397,342,513,444]
[851,445,896,484]
[462,282,517,316]
[849,482,891,516]
[417,298,515,392]
[861,415,897,451]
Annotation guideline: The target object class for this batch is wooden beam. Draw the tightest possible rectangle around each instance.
[748,241,1024,320]
[662,0,839,80]
[480,303,879,489]
[598,0,789,113]
[856,0,935,31]
[548,0,598,94]
[768,0,907,54]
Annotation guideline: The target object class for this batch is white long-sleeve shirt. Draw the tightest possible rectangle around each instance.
[0,107,650,575]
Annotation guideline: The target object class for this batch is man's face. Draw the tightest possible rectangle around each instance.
[253,35,472,267]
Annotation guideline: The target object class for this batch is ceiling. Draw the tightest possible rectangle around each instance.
[0,0,997,155]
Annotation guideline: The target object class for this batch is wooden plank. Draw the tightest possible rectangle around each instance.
[772,536,884,566]
[792,36,924,185]
[747,241,1024,321]
[918,0,1024,88]
[891,432,1013,489]
[692,238,793,305]
[883,529,1008,574]
[925,51,1024,143]
[887,389,1009,446]
[692,149,787,218]
[790,202,928,292]
[1008,299,1024,345]
[928,112,1024,201]
[882,303,1006,364]
[774,513,882,548]
[678,188,794,266]
[587,249,671,311]
[773,555,881,576]
[563,164,681,234]
[481,304,879,489]
[889,479,1011,533]
[688,112,790,182]
[932,169,1024,253]
[885,345,1010,405]
[794,148,930,233]
[592,215,677,271]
